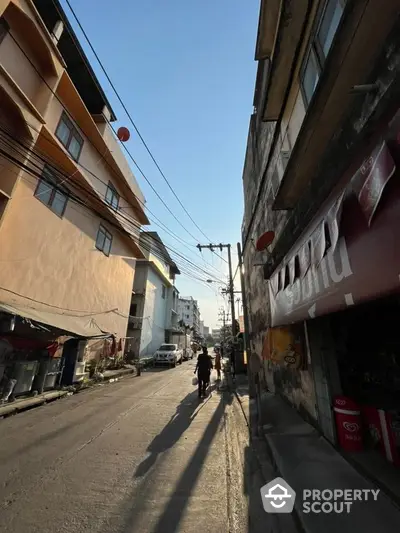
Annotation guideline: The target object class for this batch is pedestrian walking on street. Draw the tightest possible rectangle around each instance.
[194,346,213,398]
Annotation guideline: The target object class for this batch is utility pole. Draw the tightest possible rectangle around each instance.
[236,298,241,318]
[226,244,236,341]
[218,308,226,344]
[197,243,236,340]
[237,242,255,396]
[218,308,230,343]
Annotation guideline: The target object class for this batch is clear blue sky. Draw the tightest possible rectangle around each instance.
[62,0,259,329]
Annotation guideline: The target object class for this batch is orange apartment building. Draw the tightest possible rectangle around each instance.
[0,0,148,386]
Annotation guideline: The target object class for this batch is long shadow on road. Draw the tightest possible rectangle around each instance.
[134,390,200,478]
[117,388,232,533]
[148,391,233,533]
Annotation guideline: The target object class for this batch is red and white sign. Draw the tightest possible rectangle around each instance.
[269,134,398,327]
[333,396,363,452]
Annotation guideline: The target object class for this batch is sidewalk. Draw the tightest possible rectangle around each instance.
[233,374,400,533]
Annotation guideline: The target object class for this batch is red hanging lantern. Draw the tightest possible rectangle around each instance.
[117,126,130,142]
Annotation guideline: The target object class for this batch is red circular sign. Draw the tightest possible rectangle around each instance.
[256,231,275,251]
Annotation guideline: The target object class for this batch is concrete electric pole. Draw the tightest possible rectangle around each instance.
[237,241,255,396]
[197,243,236,340]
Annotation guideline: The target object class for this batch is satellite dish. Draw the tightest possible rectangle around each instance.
[256,231,275,251]
[117,126,130,142]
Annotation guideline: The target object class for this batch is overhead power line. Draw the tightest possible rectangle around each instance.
[56,0,213,244]
[0,112,224,278]
[6,31,215,256]
[57,1,228,266]
[0,125,225,285]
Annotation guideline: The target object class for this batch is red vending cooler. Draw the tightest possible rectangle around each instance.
[361,406,400,466]
[334,396,363,451]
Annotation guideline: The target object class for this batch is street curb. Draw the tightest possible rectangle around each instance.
[0,365,141,419]
[0,390,69,418]
[230,378,306,533]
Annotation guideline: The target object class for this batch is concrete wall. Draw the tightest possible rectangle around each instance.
[102,123,145,207]
[242,115,288,391]
[0,174,134,338]
[0,0,146,340]
[128,261,178,354]
[139,267,168,356]
[242,0,400,423]
[0,32,42,109]
[44,97,141,238]
[132,264,147,294]
[165,285,178,330]
[241,5,316,402]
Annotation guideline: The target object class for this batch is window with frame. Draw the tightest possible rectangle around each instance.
[301,0,346,106]
[278,270,283,292]
[294,256,301,280]
[95,224,113,256]
[55,112,84,161]
[162,285,166,299]
[284,265,290,289]
[324,222,332,254]
[34,165,68,216]
[105,182,119,210]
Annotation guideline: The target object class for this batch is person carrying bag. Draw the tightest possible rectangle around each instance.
[194,346,213,398]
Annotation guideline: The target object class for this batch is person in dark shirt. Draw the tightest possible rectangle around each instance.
[194,346,213,398]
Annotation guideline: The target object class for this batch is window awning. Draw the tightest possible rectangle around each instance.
[268,136,399,327]
[0,301,108,338]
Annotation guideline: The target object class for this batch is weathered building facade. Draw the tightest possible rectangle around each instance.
[0,0,148,391]
[242,0,400,445]
[178,296,201,334]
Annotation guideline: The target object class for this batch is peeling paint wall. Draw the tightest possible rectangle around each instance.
[242,69,309,397]
[242,115,290,392]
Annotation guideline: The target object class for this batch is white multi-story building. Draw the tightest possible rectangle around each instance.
[178,296,200,333]
[200,321,210,338]
[212,329,221,342]
[125,232,180,357]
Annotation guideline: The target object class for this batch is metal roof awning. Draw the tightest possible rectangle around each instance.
[0,301,108,338]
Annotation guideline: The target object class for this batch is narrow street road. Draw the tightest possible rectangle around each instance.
[0,361,273,533]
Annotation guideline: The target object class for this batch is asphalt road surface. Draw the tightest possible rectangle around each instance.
[0,360,284,533]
